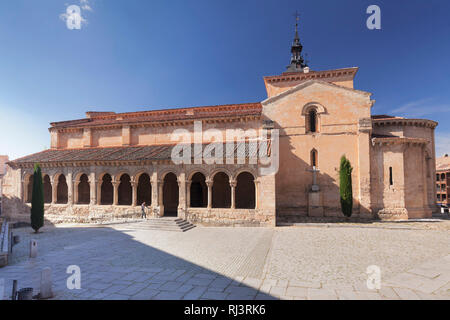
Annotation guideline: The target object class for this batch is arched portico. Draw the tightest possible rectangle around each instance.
[162,172,178,216]
[212,172,231,208]
[56,174,68,204]
[16,163,271,226]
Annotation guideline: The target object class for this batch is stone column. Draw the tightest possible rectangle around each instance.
[131,179,137,207]
[158,180,164,217]
[89,173,96,206]
[51,176,57,204]
[67,172,73,205]
[254,179,260,210]
[178,173,186,219]
[22,178,27,203]
[151,178,158,208]
[206,179,213,209]
[186,180,192,208]
[112,180,119,206]
[230,179,237,209]
[74,179,80,204]
[151,171,160,217]
[96,179,102,205]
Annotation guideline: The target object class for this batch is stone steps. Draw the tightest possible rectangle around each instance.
[130,218,196,232]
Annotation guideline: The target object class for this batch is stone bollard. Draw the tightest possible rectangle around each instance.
[40,267,53,299]
[16,288,33,300]
[30,240,38,258]
[11,280,17,300]
[0,278,4,301]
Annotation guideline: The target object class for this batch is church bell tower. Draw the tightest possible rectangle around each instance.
[285,12,308,73]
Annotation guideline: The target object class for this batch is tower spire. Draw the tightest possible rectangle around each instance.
[285,11,307,73]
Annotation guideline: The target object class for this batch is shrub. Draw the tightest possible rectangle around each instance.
[31,163,44,232]
[339,155,353,217]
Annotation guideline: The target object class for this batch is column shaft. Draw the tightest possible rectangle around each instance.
[67,173,73,205]
[51,177,57,204]
[206,180,212,209]
[113,182,119,205]
[89,173,96,206]
[131,181,137,207]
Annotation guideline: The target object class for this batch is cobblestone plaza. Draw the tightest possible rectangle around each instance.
[1,221,449,300]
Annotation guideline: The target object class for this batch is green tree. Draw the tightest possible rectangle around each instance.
[339,155,353,218]
[31,163,44,233]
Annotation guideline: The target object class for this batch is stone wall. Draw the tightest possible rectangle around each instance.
[185,208,275,227]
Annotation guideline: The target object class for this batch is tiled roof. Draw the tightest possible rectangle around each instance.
[10,141,269,165]
[437,155,450,171]
[50,103,262,129]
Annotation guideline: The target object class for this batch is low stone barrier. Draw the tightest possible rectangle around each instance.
[0,220,10,267]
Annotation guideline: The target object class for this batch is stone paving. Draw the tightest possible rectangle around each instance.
[0,221,449,300]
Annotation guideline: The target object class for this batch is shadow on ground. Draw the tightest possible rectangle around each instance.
[0,224,276,300]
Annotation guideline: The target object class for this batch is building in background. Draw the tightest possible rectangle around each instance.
[436,154,450,206]
[0,155,9,196]
[0,155,10,215]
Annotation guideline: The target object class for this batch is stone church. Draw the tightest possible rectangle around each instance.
[1,21,438,226]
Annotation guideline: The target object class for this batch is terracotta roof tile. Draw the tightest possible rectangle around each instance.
[10,141,270,165]
[50,103,262,129]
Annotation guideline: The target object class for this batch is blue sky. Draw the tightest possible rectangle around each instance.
[0,0,449,160]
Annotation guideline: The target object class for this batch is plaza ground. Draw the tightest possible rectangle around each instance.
[0,219,449,300]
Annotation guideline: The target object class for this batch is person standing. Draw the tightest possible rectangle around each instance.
[141,202,147,219]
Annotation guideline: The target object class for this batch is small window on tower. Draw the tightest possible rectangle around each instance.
[310,149,318,167]
[389,167,393,186]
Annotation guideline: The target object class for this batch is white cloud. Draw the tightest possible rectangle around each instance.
[391,97,450,118]
[387,97,450,158]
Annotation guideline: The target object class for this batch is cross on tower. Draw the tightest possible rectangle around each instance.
[293,11,300,24]
[293,11,300,31]
[307,166,320,192]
